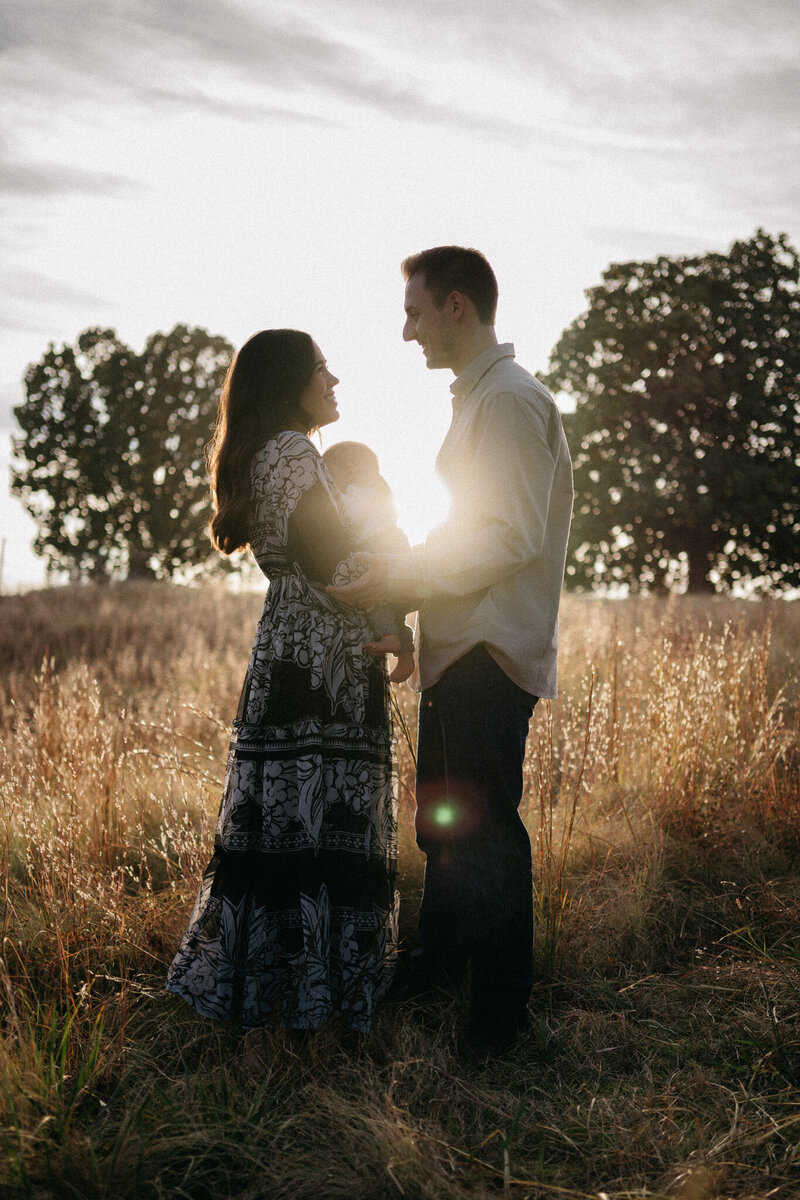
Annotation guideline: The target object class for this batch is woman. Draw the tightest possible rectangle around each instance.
[166,329,398,1033]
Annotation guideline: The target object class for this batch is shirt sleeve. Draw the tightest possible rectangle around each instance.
[386,393,563,600]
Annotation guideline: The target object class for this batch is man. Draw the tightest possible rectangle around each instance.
[329,246,573,1054]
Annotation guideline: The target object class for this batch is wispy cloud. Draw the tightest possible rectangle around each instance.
[341,0,800,133]
[4,267,107,309]
[5,0,795,191]
[143,85,338,126]
[0,0,536,145]
[0,0,797,309]
[0,153,131,199]
[586,226,732,259]
[279,0,800,212]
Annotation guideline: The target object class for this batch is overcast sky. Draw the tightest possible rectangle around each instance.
[2,0,798,587]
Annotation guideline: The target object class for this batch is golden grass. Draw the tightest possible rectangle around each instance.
[0,585,798,1198]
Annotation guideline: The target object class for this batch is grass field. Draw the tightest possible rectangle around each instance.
[0,584,798,1199]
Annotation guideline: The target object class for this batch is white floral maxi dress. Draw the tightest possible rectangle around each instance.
[166,432,399,1032]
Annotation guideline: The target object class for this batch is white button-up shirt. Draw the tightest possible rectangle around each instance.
[387,343,573,698]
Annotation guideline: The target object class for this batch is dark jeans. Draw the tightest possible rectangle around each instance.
[413,644,537,1034]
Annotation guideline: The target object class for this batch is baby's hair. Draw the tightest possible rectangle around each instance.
[323,441,392,498]
[323,441,381,477]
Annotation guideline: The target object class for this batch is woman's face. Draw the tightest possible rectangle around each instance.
[297,342,340,429]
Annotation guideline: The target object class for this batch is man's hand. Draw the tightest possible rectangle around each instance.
[327,553,389,608]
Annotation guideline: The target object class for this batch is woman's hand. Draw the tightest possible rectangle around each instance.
[327,553,389,607]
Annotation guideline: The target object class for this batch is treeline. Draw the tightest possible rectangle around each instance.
[12,229,800,593]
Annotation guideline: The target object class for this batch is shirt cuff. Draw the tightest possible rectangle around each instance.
[385,549,433,603]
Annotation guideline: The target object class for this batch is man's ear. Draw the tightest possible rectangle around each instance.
[447,290,466,319]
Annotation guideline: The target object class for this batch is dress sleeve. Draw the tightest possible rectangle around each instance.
[249,432,359,588]
[288,472,356,586]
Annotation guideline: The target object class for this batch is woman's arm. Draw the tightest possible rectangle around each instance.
[287,477,355,586]
[249,433,360,589]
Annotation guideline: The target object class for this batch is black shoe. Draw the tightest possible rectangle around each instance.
[401,971,461,1003]
[400,976,441,1003]
[457,1012,533,1062]
[401,948,467,1003]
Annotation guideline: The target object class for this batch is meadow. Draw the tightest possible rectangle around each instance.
[0,584,798,1200]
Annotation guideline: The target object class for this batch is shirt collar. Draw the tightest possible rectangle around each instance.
[450,343,515,409]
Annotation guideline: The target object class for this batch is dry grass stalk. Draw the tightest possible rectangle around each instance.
[0,585,797,1198]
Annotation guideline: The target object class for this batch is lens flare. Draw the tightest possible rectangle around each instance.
[431,801,458,828]
[416,782,484,842]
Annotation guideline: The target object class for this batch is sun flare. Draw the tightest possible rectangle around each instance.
[392,470,451,546]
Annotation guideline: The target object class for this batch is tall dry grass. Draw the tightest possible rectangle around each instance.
[0,584,798,1199]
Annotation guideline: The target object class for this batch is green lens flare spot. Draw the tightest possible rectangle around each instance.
[432,802,458,828]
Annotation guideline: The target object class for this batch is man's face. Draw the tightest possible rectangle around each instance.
[403,272,456,370]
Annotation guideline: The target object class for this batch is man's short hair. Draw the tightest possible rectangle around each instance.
[401,246,498,325]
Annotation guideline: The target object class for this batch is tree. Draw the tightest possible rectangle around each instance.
[12,324,234,581]
[548,230,800,593]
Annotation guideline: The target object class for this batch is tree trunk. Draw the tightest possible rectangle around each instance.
[685,541,714,593]
[127,548,156,580]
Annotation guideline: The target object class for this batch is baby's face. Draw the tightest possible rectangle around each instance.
[329,459,377,490]
[350,466,381,489]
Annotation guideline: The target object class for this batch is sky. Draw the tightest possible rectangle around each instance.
[2,0,798,589]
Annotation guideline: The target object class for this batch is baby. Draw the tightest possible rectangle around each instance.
[323,441,414,684]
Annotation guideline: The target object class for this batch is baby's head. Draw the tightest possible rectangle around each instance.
[323,441,383,491]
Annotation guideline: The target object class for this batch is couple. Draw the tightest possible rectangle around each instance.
[166,246,574,1053]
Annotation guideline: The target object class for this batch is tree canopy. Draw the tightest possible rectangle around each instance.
[548,230,800,593]
[12,325,234,581]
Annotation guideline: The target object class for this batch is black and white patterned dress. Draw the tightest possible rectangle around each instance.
[166,432,398,1032]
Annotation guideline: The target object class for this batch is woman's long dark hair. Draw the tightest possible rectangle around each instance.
[207,329,317,554]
